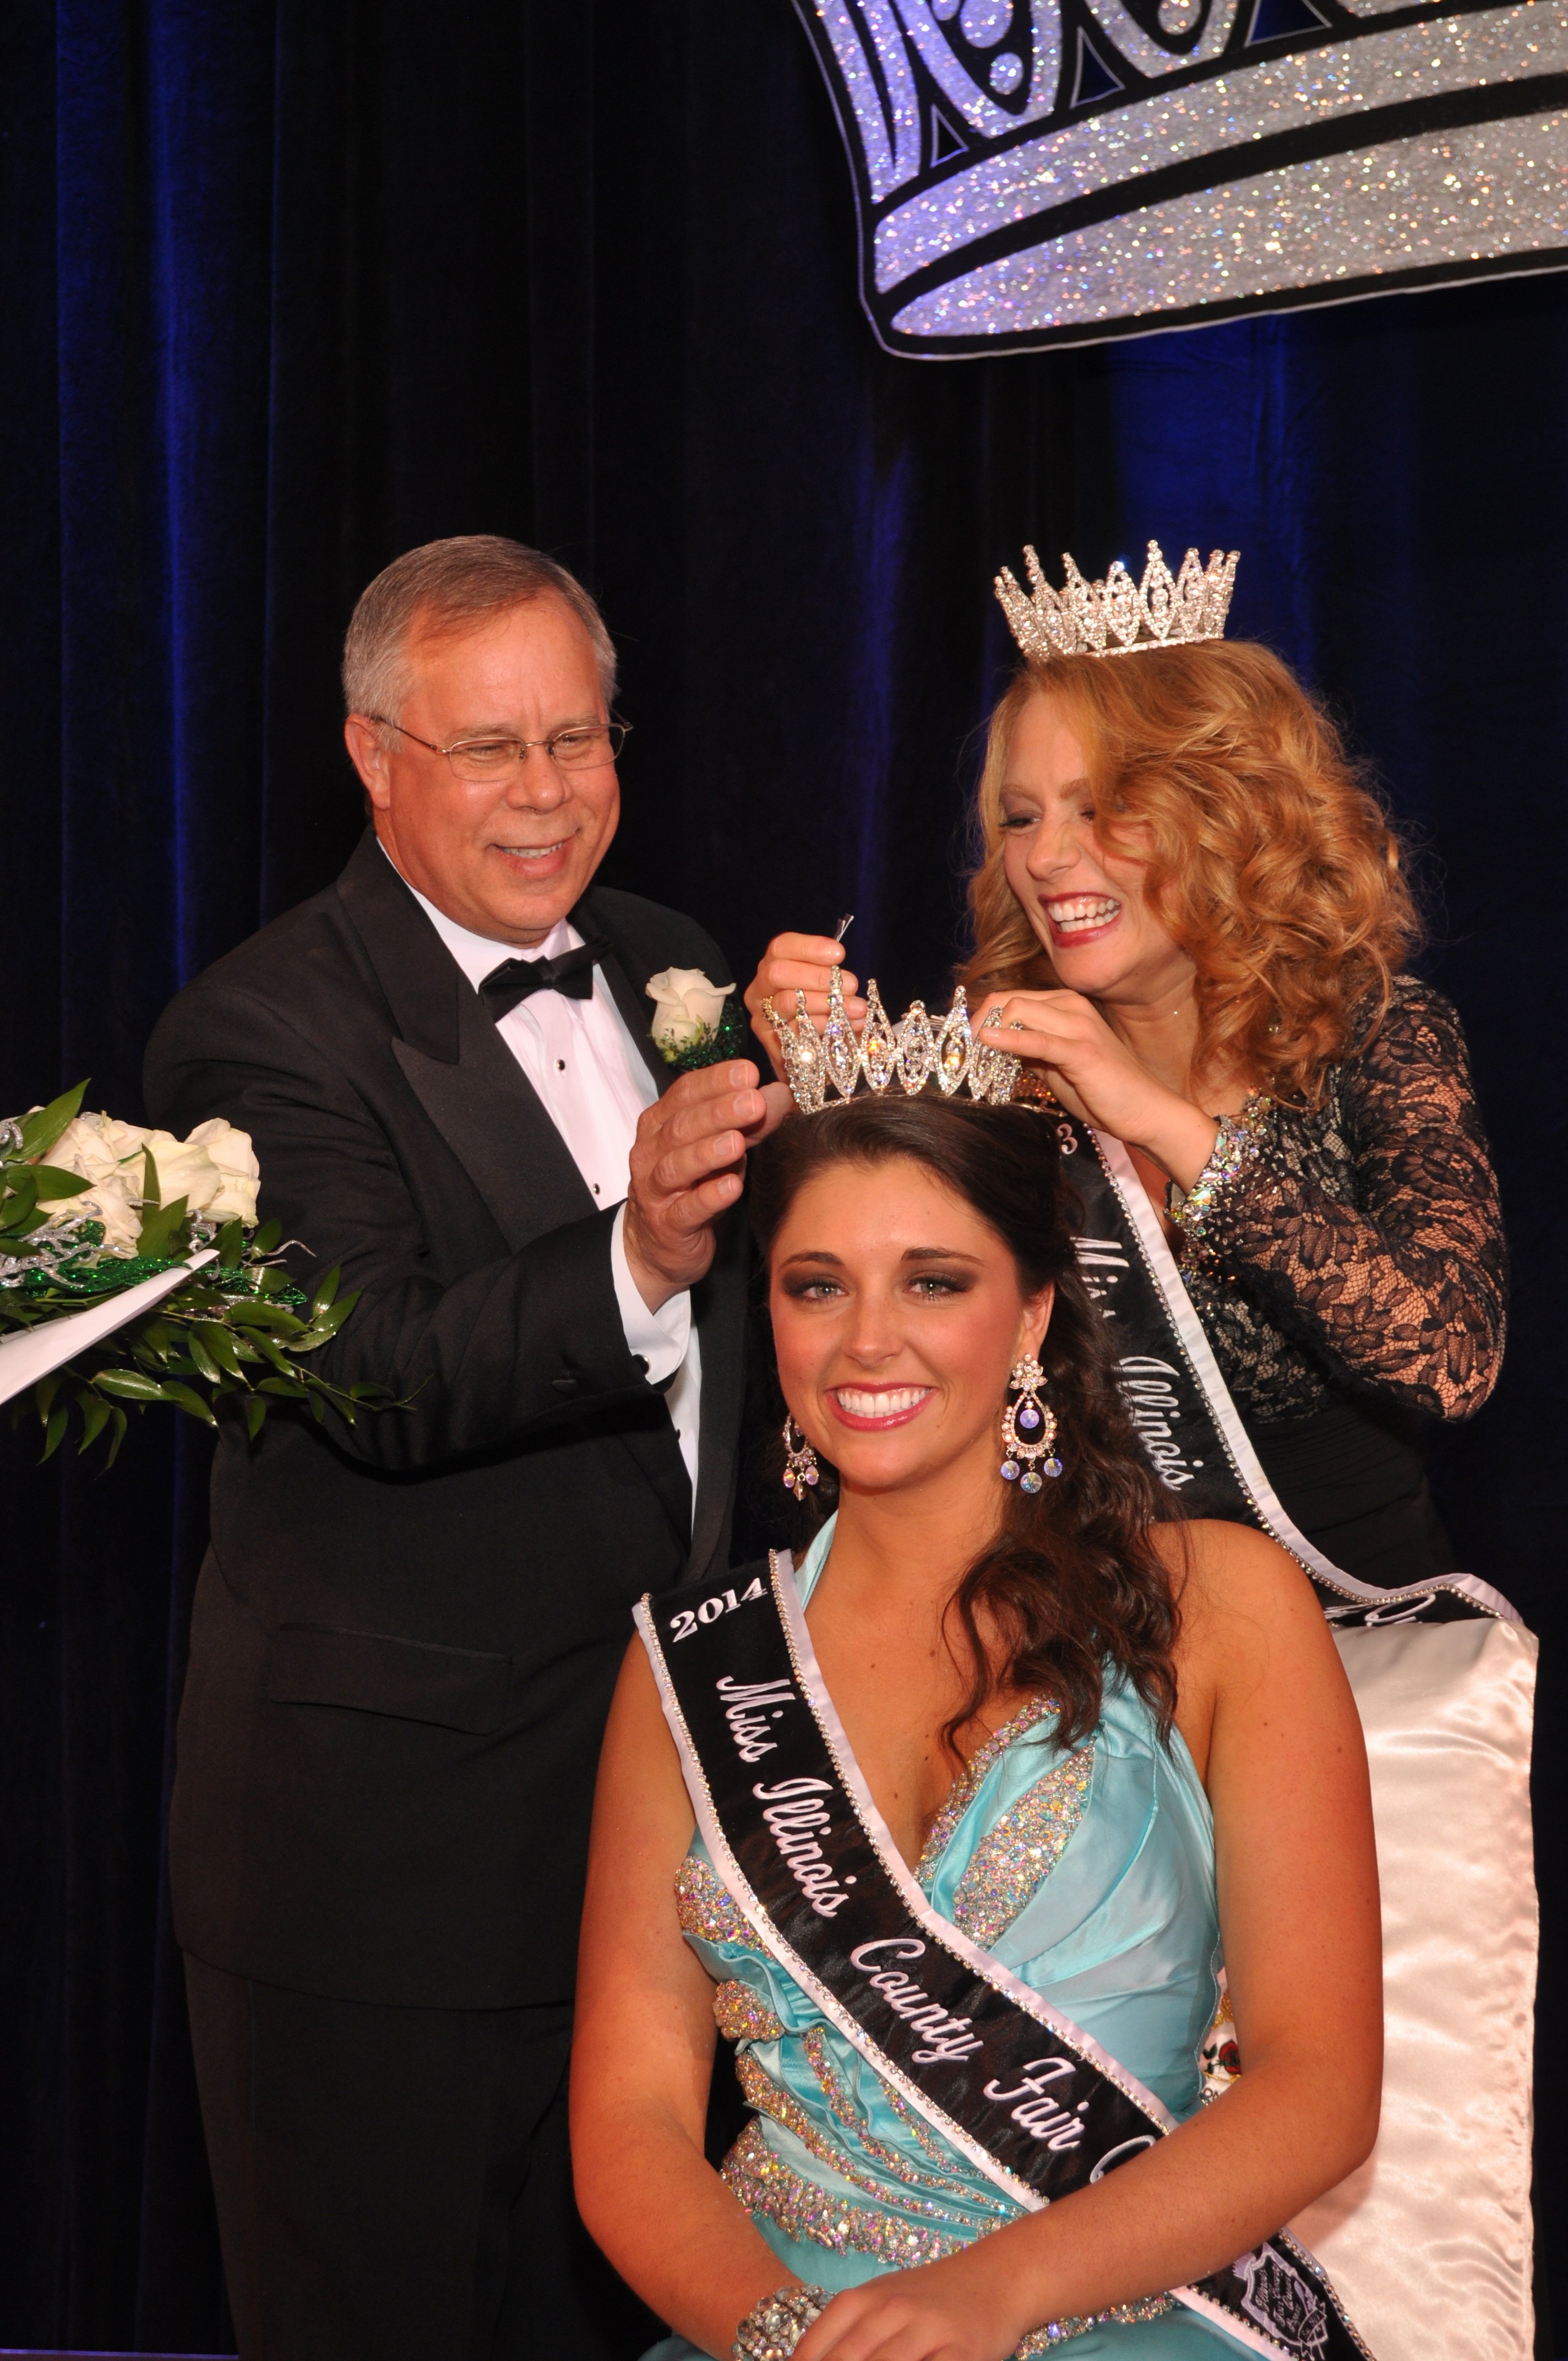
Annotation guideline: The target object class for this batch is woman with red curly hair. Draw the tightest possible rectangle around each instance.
[749,548,1505,1590]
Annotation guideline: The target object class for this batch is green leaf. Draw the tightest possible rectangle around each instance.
[309,1266,342,1315]
[24,1165,91,1201]
[18,1081,88,1164]
[256,1374,305,1397]
[224,1298,305,1334]
[40,1402,69,1461]
[159,1380,219,1427]
[215,1220,244,1265]
[103,1405,128,1468]
[193,1322,244,1378]
[252,1219,282,1256]
[251,1335,302,1378]
[95,1368,176,1403]
[0,1174,40,1223]
[185,1331,223,1385]
[290,1305,355,1350]
[243,1395,267,1442]
[74,1391,111,1452]
[136,1189,189,1259]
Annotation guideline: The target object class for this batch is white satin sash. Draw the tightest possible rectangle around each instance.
[1292,1615,1539,2361]
[1082,1123,1540,2356]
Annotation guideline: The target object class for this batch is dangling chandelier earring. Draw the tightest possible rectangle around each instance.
[1000,1354,1063,1494]
[782,1415,820,1502]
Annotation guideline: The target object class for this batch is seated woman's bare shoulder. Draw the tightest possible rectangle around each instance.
[1152,1519,1353,1783]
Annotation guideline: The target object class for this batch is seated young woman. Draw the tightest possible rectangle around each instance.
[571,1091,1381,2361]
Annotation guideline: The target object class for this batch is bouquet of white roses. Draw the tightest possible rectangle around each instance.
[1,1081,397,1464]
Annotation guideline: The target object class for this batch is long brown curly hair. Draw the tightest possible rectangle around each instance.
[962,642,1422,1107]
[748,1096,1179,1757]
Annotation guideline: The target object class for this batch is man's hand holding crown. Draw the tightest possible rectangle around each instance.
[624,1058,790,1309]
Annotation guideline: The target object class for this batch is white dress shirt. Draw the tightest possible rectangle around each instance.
[405,877,701,1498]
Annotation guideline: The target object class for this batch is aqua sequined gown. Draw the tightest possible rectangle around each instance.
[643,1519,1257,2360]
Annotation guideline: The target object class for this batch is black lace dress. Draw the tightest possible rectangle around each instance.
[1174,976,1505,1585]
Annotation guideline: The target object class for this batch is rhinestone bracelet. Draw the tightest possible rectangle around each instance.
[732,2284,830,2360]
[1016,2293,1178,2348]
[1167,1094,1271,1248]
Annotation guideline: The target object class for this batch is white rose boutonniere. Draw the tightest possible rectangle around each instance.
[646,967,746,1072]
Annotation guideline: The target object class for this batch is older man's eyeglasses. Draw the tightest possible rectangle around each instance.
[369,717,630,784]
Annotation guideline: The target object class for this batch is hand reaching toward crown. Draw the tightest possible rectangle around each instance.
[977,987,1222,1190]
[745,933,869,1082]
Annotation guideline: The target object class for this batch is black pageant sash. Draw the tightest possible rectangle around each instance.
[1040,1108,1520,1632]
[637,1563,1372,2361]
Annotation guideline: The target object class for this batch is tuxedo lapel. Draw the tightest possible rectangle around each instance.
[337,834,593,1250]
[389,1002,595,1253]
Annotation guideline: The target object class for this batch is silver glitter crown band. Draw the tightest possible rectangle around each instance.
[995,538,1239,663]
[763,967,1022,1115]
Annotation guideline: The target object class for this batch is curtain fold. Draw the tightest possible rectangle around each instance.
[1,0,1564,2344]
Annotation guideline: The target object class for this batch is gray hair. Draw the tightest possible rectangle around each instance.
[342,535,618,727]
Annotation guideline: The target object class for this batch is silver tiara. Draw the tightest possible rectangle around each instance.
[995,538,1239,662]
[763,966,1022,1115]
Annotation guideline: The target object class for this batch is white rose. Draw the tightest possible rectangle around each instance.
[29,1108,262,1254]
[72,1175,146,1253]
[186,1118,260,1224]
[99,1114,156,1164]
[646,966,734,1051]
[42,1111,149,1188]
[138,1129,222,1214]
[34,1112,148,1253]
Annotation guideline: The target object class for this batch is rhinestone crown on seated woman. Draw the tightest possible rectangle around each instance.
[995,537,1239,662]
[763,966,1022,1116]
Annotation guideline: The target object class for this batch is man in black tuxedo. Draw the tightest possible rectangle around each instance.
[144,536,785,2361]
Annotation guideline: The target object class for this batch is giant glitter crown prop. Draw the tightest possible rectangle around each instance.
[764,969,1022,1116]
[788,6,1558,357]
[996,540,1238,664]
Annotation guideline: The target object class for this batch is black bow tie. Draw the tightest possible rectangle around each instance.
[478,937,610,1021]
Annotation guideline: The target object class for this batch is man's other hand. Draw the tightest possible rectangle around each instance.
[624,1062,791,1311]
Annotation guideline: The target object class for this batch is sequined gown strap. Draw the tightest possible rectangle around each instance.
[1185,975,1505,1422]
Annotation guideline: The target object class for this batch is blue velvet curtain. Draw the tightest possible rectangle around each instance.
[2,1,1564,2348]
